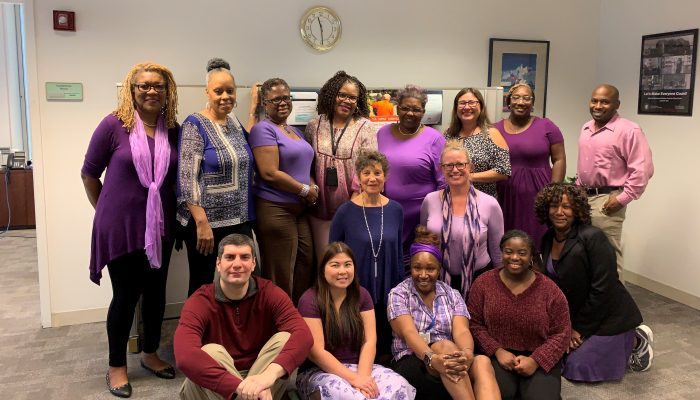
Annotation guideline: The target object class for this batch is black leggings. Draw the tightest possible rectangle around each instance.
[491,354,561,400]
[182,218,253,296]
[106,242,173,367]
[392,354,451,400]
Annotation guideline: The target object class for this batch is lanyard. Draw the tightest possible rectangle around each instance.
[329,116,352,158]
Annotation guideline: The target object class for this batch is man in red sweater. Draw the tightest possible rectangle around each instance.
[174,234,313,400]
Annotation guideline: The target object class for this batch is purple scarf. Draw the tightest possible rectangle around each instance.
[130,112,170,268]
[441,185,481,298]
[409,243,443,264]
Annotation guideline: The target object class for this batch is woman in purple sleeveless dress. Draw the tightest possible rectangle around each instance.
[495,83,566,251]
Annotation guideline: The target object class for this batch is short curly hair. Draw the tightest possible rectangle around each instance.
[316,71,370,119]
[534,183,591,226]
[354,149,389,175]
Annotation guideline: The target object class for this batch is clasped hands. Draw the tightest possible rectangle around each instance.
[494,348,538,377]
[235,371,275,400]
[429,350,473,383]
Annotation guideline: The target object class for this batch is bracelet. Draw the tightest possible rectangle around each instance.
[312,184,319,194]
[298,184,310,197]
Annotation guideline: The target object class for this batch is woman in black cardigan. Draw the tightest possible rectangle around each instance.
[534,183,652,382]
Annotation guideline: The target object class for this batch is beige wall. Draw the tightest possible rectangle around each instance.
[32,0,683,326]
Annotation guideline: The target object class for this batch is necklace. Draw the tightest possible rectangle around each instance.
[361,193,384,280]
[142,120,157,128]
[398,123,423,136]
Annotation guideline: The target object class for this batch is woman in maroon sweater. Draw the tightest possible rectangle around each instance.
[468,230,570,400]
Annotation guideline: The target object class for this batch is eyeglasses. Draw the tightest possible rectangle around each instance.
[457,100,480,108]
[397,106,424,114]
[337,93,359,103]
[264,95,292,105]
[510,95,533,103]
[133,83,167,93]
[441,162,468,171]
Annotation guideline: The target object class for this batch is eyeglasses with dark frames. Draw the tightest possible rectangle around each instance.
[397,106,425,114]
[336,93,359,102]
[133,83,167,93]
[264,95,292,105]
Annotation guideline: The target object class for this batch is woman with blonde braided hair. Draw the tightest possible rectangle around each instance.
[81,62,180,397]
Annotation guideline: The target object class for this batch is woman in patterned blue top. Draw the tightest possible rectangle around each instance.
[177,58,255,296]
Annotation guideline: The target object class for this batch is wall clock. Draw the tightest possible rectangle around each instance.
[300,6,342,52]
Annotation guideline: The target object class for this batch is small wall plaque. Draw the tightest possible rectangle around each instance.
[46,82,83,101]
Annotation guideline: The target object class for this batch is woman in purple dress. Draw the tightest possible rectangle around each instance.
[495,83,566,250]
[377,84,445,264]
[81,63,179,397]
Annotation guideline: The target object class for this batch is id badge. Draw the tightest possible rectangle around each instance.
[325,166,338,187]
[419,331,431,344]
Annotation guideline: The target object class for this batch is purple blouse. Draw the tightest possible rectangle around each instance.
[81,114,179,284]
[420,190,503,275]
[298,287,374,364]
[377,125,446,245]
[249,120,314,204]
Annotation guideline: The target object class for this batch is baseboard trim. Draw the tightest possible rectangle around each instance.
[625,270,700,311]
[50,302,185,327]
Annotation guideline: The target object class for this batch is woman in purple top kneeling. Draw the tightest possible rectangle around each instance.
[296,242,416,400]
[249,77,317,304]
[81,63,179,397]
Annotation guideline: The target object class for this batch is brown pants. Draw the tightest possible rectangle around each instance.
[179,332,291,400]
[254,196,314,304]
[588,192,626,281]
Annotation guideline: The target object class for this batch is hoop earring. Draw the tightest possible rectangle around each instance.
[233,100,238,109]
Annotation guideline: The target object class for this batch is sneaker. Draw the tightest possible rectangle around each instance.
[629,324,654,372]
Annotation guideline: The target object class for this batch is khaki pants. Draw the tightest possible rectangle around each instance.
[588,193,626,281]
[179,332,291,400]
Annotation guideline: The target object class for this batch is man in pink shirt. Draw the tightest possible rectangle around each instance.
[577,84,654,280]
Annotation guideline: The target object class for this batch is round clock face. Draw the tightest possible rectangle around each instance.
[300,6,342,52]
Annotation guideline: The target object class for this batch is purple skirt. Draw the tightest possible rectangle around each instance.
[562,330,635,382]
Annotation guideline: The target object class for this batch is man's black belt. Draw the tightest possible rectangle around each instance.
[586,186,622,196]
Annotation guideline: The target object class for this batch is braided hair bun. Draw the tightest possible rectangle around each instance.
[206,58,230,72]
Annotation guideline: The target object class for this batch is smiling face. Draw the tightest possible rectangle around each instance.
[501,237,532,276]
[324,252,355,290]
[334,82,359,121]
[397,97,425,132]
[508,85,534,118]
[410,252,440,296]
[206,71,236,119]
[456,92,482,126]
[216,244,256,289]
[359,161,385,195]
[263,84,292,124]
[132,71,166,118]
[441,148,470,188]
[589,86,619,126]
[548,194,575,233]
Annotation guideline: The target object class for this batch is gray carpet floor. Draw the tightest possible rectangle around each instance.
[1,230,697,399]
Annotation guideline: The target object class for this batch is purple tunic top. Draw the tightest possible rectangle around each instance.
[495,117,563,249]
[81,114,179,284]
[377,125,446,246]
[249,119,314,204]
[297,287,374,364]
[420,190,503,276]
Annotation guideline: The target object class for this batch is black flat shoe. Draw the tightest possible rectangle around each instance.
[106,372,132,398]
[140,360,176,379]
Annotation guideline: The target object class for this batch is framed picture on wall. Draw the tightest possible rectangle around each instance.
[638,28,698,116]
[488,38,550,117]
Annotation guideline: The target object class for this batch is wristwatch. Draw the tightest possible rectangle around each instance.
[422,351,434,369]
